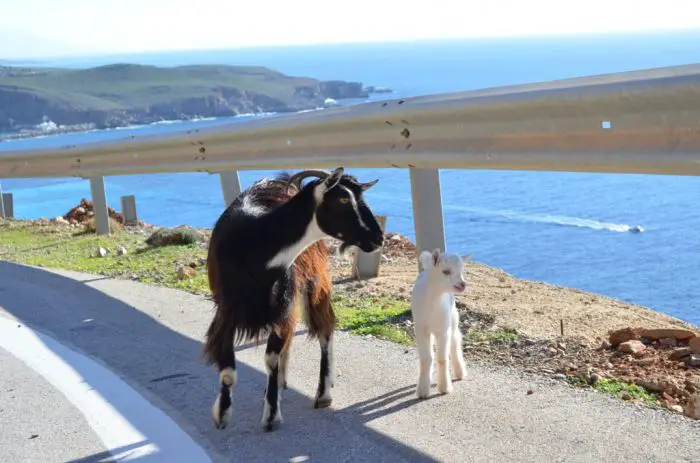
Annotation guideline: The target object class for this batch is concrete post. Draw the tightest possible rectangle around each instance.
[219,170,242,207]
[1,192,13,219]
[409,168,447,258]
[120,195,138,226]
[89,176,110,235]
[352,215,387,280]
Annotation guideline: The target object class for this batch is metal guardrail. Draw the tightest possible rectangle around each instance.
[2,62,700,179]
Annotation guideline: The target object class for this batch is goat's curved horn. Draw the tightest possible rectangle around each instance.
[288,169,332,190]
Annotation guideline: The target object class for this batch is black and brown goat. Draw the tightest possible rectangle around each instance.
[203,167,384,431]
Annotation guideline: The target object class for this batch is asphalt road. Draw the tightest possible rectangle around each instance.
[1,261,699,463]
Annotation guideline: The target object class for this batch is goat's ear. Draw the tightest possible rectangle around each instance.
[360,178,379,191]
[431,248,441,267]
[418,250,433,270]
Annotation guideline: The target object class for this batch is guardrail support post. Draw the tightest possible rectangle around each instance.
[0,184,6,219]
[120,195,138,226]
[219,170,242,207]
[352,215,387,280]
[1,192,13,219]
[89,176,110,235]
[409,168,447,258]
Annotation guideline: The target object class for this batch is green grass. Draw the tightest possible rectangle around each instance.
[332,293,413,345]
[566,375,660,406]
[0,221,211,294]
[464,328,520,343]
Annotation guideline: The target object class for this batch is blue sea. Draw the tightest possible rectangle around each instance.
[2,31,700,325]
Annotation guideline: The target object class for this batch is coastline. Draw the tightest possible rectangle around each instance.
[1,214,698,420]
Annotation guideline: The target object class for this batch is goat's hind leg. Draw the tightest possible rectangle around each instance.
[211,335,236,430]
[314,332,334,409]
[450,308,466,381]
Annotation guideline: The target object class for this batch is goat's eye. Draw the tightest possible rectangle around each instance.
[339,197,350,204]
[442,269,451,276]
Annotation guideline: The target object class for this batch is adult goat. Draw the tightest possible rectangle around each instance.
[203,167,384,432]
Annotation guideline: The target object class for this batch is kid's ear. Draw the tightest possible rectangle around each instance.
[418,250,433,270]
[431,248,441,267]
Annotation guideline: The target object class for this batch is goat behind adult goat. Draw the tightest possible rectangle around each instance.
[203,167,384,432]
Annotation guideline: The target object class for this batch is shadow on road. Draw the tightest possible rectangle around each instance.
[0,261,437,463]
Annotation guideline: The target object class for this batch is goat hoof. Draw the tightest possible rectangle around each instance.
[212,393,232,430]
[314,395,332,409]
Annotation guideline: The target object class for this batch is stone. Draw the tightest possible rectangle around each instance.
[642,329,697,342]
[116,246,127,256]
[686,354,700,367]
[609,328,643,346]
[659,337,677,347]
[96,247,107,258]
[684,394,700,420]
[600,339,612,350]
[52,216,69,225]
[177,266,196,280]
[619,340,646,355]
[689,336,700,354]
[635,357,655,366]
[669,404,684,413]
[669,347,693,361]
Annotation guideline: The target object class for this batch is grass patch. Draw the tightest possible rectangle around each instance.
[0,221,211,294]
[593,378,660,405]
[566,375,660,406]
[464,328,520,343]
[332,292,413,345]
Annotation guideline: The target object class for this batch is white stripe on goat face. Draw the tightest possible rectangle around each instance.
[338,185,369,231]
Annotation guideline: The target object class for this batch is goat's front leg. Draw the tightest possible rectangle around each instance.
[261,331,285,431]
[435,331,453,394]
[415,327,432,399]
[314,332,334,408]
[212,339,236,430]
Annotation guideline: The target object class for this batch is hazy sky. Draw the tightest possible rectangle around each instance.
[3,0,700,58]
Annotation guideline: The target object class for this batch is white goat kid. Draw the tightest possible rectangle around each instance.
[411,248,468,399]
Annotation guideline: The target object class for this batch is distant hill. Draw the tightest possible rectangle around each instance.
[0,63,381,136]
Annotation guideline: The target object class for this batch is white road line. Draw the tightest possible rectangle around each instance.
[0,316,212,463]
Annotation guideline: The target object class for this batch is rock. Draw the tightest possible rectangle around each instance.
[686,354,700,367]
[600,339,612,350]
[188,261,197,268]
[552,373,567,381]
[689,336,700,354]
[96,247,107,258]
[609,327,644,346]
[669,404,684,413]
[659,337,677,348]
[619,340,646,355]
[52,216,69,225]
[635,357,655,366]
[620,391,632,401]
[198,257,207,267]
[684,394,700,420]
[685,377,700,393]
[669,347,693,361]
[177,266,196,280]
[638,379,676,394]
[588,373,601,385]
[642,329,697,342]
[116,246,127,256]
